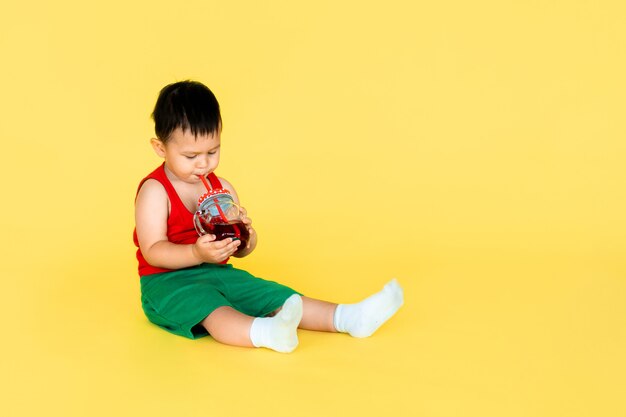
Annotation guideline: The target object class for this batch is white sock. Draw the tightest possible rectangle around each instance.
[249,294,303,353]
[333,279,404,338]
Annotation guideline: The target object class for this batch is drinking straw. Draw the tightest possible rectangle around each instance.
[198,174,212,191]
[198,175,229,223]
[212,197,229,224]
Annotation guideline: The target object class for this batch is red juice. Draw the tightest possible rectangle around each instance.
[200,219,249,253]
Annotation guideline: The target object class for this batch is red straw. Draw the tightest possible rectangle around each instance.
[213,197,229,223]
[198,175,229,223]
[198,175,212,192]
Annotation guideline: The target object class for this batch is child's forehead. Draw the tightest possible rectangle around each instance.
[169,127,220,147]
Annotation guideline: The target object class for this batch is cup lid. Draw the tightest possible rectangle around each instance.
[197,188,232,207]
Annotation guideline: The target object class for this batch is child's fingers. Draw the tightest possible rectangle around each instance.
[218,239,240,258]
[246,228,255,248]
[194,236,241,263]
[210,237,233,249]
[212,237,241,251]
[197,234,217,243]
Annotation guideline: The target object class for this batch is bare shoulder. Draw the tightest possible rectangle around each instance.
[136,178,168,203]
[135,178,170,220]
[217,176,241,203]
[135,178,169,248]
[217,176,235,191]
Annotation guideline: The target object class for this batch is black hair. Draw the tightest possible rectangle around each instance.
[151,80,222,142]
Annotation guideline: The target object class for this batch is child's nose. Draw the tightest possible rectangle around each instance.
[196,155,209,168]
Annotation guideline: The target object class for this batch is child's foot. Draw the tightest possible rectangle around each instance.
[334,279,404,338]
[249,294,303,353]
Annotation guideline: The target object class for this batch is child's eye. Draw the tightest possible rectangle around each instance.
[184,155,196,159]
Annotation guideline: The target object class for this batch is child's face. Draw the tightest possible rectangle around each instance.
[151,127,221,183]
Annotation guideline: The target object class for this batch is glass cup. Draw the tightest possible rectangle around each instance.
[193,189,249,253]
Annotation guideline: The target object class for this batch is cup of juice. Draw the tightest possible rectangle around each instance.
[193,189,249,253]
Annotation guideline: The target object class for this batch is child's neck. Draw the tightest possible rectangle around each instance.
[163,164,206,213]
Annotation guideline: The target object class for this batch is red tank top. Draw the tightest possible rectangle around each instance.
[133,164,224,276]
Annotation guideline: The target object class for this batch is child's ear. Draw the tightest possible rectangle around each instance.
[150,138,166,157]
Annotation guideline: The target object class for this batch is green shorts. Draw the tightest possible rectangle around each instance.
[140,263,301,339]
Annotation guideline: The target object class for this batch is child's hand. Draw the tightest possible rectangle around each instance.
[240,206,255,249]
[192,234,241,264]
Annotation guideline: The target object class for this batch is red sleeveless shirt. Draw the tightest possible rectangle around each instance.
[133,164,224,276]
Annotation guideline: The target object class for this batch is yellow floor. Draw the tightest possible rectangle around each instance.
[2,1,626,416]
[2,251,625,416]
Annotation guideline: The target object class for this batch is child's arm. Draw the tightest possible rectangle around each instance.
[218,177,258,258]
[135,179,241,268]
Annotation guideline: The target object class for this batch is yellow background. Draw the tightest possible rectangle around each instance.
[1,1,625,416]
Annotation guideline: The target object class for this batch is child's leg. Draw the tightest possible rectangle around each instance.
[201,294,303,353]
[301,279,404,337]
[299,297,338,332]
[200,306,255,347]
